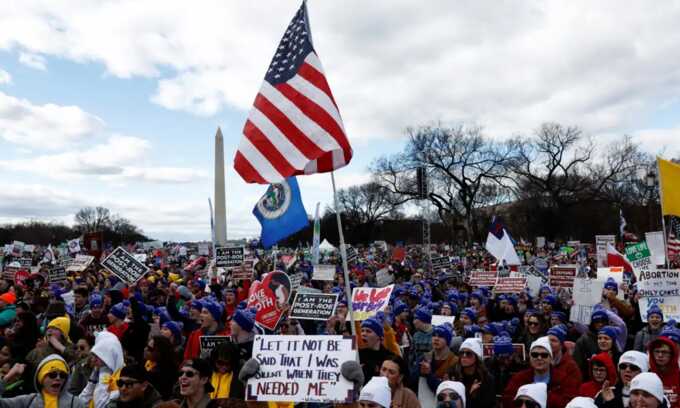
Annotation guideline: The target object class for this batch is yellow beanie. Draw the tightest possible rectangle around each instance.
[47,317,71,342]
[37,359,68,384]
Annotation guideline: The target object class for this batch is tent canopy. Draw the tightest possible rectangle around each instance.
[319,239,336,251]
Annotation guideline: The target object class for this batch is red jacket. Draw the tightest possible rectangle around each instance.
[649,336,680,408]
[183,326,229,361]
[578,352,617,398]
[503,362,581,408]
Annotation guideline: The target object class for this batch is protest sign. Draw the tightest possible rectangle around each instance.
[199,336,231,358]
[345,246,358,264]
[569,278,605,324]
[48,264,67,283]
[596,235,616,267]
[248,271,292,330]
[494,277,527,293]
[198,242,210,256]
[312,264,336,281]
[376,268,394,287]
[297,286,323,294]
[392,247,406,262]
[536,237,546,248]
[646,231,667,266]
[66,254,95,272]
[231,263,253,281]
[431,315,455,326]
[625,241,654,278]
[431,256,449,272]
[3,263,18,281]
[133,253,147,264]
[468,270,498,287]
[526,275,544,297]
[290,293,338,321]
[102,247,150,284]
[637,269,680,322]
[18,258,32,268]
[289,272,303,292]
[215,246,245,268]
[246,335,355,403]
[549,265,577,289]
[352,285,394,320]
[482,343,525,361]
[567,240,581,248]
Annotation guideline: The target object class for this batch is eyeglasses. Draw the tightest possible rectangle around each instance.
[180,369,198,378]
[46,371,68,380]
[116,379,140,388]
[618,363,641,372]
[514,398,540,408]
[437,392,461,402]
[530,352,550,360]
[460,351,476,358]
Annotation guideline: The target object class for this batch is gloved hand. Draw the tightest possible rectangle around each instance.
[340,360,364,389]
[238,358,260,382]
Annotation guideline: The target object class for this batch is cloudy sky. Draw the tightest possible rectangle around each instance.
[1,1,679,241]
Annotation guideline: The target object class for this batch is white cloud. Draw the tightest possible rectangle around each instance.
[0,91,104,149]
[18,52,46,70]
[0,69,10,84]
[632,127,680,158]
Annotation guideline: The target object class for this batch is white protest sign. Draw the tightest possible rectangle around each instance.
[246,335,356,403]
[637,269,680,322]
[352,285,394,320]
[569,278,605,324]
[646,231,667,266]
[526,275,544,297]
[312,264,336,281]
[431,315,455,326]
[198,243,210,256]
[66,255,95,272]
[536,236,546,248]
[596,235,616,268]
[376,268,394,287]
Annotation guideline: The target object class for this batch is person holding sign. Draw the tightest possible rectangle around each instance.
[184,299,228,361]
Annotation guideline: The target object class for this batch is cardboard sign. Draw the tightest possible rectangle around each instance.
[351,285,394,320]
[312,264,336,281]
[596,235,616,268]
[199,335,231,358]
[102,247,150,284]
[375,268,394,287]
[638,269,680,322]
[66,254,95,272]
[549,265,577,289]
[494,277,527,293]
[48,265,67,283]
[468,270,498,287]
[569,278,605,324]
[215,246,245,268]
[431,315,455,326]
[289,272,303,292]
[290,293,338,321]
[431,256,449,271]
[248,271,292,330]
[345,247,358,264]
[246,335,356,403]
[482,343,525,361]
[646,231,667,266]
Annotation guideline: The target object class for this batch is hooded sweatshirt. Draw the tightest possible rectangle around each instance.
[578,352,618,398]
[79,332,125,408]
[0,354,86,408]
[648,336,680,408]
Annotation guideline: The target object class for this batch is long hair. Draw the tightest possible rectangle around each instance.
[448,353,489,384]
[151,335,177,371]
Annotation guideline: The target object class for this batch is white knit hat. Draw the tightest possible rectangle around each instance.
[359,376,391,408]
[515,383,548,408]
[630,372,665,403]
[460,337,483,360]
[566,396,598,408]
[530,336,553,360]
[436,381,467,408]
[618,350,649,373]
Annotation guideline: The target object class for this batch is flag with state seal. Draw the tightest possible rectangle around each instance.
[253,176,309,248]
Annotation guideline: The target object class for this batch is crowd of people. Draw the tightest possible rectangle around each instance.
[0,240,677,408]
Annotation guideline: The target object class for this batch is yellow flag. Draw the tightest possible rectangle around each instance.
[658,157,680,217]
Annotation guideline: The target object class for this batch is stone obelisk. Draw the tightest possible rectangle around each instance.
[214,127,227,245]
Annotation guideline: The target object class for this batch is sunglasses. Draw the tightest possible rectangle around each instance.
[618,363,640,372]
[527,321,540,327]
[514,398,540,408]
[180,369,198,378]
[437,392,461,402]
[116,379,140,388]
[46,371,68,380]
[460,351,477,358]
[530,352,550,360]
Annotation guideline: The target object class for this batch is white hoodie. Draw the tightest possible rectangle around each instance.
[79,331,125,408]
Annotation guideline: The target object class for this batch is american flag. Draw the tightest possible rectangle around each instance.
[234,2,353,184]
[668,216,680,257]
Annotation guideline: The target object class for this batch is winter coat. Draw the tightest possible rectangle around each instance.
[573,330,599,379]
[79,332,125,408]
[0,354,86,408]
[419,350,458,393]
[68,357,94,396]
[503,364,581,408]
[633,325,662,352]
[649,336,680,408]
[105,384,163,408]
[455,369,496,408]
[579,352,618,399]
[594,382,625,408]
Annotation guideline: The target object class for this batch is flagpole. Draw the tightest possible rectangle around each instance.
[331,171,357,339]
[657,158,670,268]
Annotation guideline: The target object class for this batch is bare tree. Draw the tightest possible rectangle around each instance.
[74,206,112,233]
[337,181,407,225]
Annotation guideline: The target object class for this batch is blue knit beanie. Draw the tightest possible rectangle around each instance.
[551,311,567,324]
[542,295,557,307]
[493,335,514,356]
[201,299,223,323]
[462,307,477,322]
[591,309,609,323]
[441,302,458,315]
[598,325,620,341]
[433,324,453,345]
[603,277,618,293]
[647,305,664,321]
[414,307,432,324]
[547,324,568,343]
[392,301,408,316]
[162,321,183,345]
[190,299,204,312]
[233,308,255,332]
[660,323,680,344]
[361,317,384,338]
[89,294,103,308]
[109,302,128,320]
[464,324,481,338]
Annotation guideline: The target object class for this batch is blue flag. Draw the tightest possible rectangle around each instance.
[253,177,309,248]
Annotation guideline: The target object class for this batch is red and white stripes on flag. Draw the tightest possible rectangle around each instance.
[234,3,352,184]
[669,234,680,257]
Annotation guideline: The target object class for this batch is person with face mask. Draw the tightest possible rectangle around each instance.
[594,350,649,408]
[435,381,466,408]
[634,306,664,353]
[0,354,86,407]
